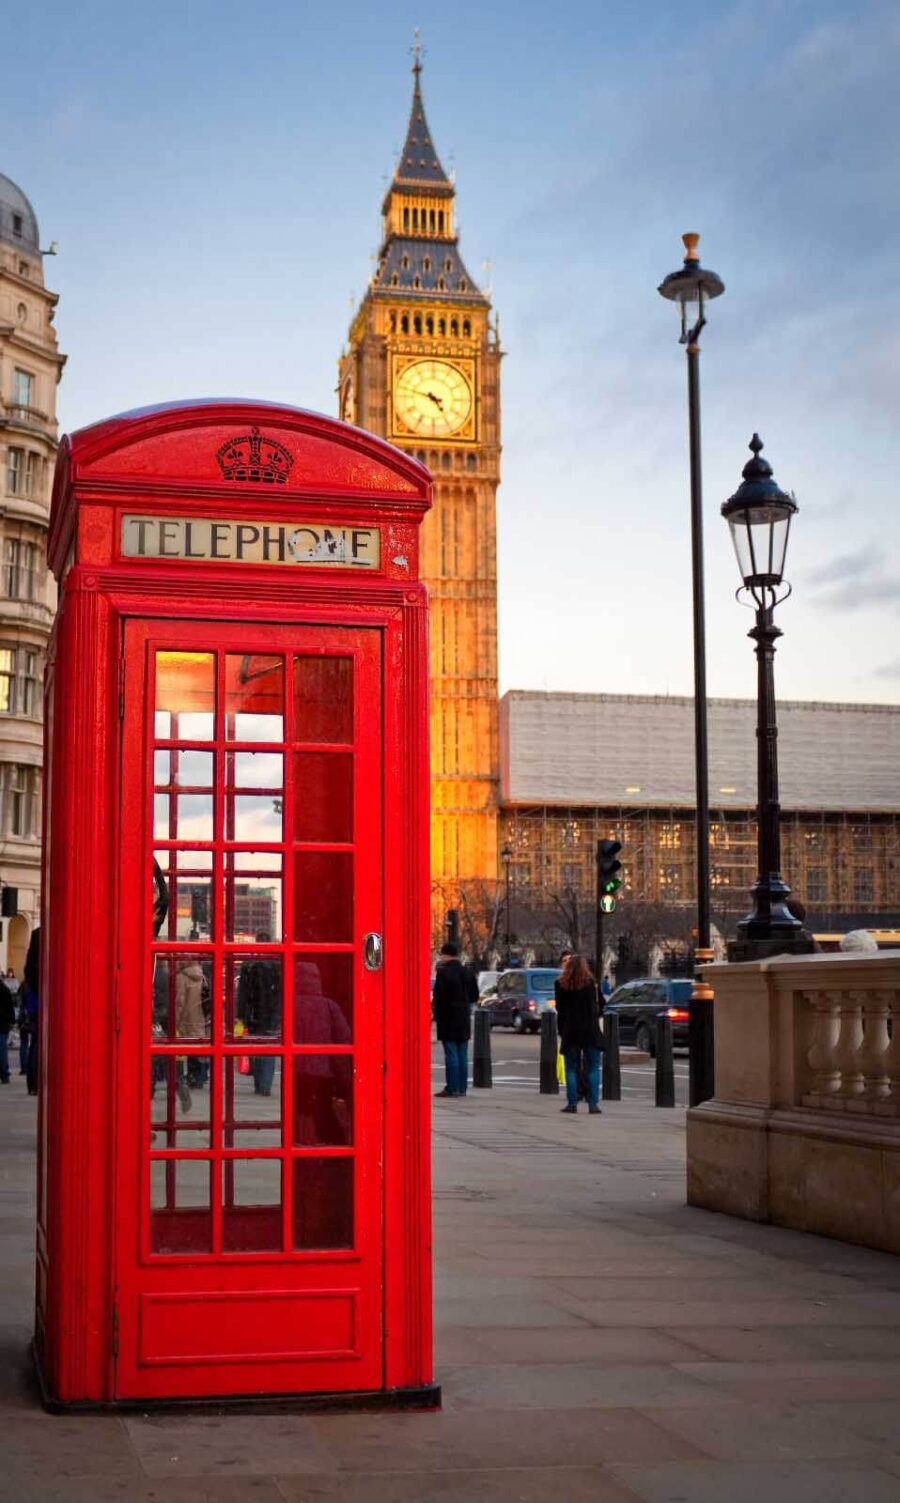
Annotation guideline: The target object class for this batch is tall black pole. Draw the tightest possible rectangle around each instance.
[686,343,710,955]
[504,858,511,965]
[594,844,603,983]
[686,340,715,1108]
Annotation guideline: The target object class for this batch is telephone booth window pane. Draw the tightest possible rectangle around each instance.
[225,655,284,741]
[294,657,353,744]
[223,860,283,943]
[154,793,214,842]
[151,954,213,1042]
[292,1057,353,1146]
[154,651,214,740]
[292,955,354,1043]
[227,794,283,843]
[154,749,214,788]
[150,1159,212,1254]
[223,952,283,1041]
[292,1158,353,1250]
[227,751,283,789]
[222,1159,282,1253]
[293,852,353,942]
[293,753,353,842]
[222,1057,282,1146]
[150,1055,213,1147]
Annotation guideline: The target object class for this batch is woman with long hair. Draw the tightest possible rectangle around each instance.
[554,952,602,1114]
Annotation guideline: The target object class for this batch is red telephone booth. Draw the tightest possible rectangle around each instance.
[37,400,436,1408]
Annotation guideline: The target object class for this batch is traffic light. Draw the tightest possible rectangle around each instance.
[597,838,623,896]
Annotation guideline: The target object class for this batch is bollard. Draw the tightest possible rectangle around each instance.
[539,1009,560,1094]
[601,1011,621,1102]
[655,1013,676,1108]
[472,1006,493,1089]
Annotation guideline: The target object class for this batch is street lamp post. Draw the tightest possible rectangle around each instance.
[658,233,725,1106]
[501,843,512,965]
[721,435,814,960]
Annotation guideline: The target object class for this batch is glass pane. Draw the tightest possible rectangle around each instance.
[226,793,283,843]
[294,753,353,843]
[294,852,353,942]
[152,954,213,1042]
[222,1056,282,1146]
[223,952,283,1042]
[293,955,354,1044]
[150,1159,212,1254]
[155,651,214,741]
[150,1055,212,1148]
[294,657,353,744]
[292,1056,353,1146]
[292,1158,353,1250]
[154,748,214,789]
[154,792,214,842]
[222,1159,283,1253]
[226,655,283,742]
[224,859,283,943]
[227,751,283,789]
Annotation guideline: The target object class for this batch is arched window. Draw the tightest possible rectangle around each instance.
[401,314,409,334]
[441,453,450,470]
[438,211,444,233]
[391,274,399,286]
[450,318,458,336]
[438,317,446,335]
[445,258,452,272]
[413,276,421,289]
[429,451,439,469]
[425,315,434,335]
[412,208,419,230]
[414,314,422,334]
[437,277,445,291]
[459,279,468,292]
[423,256,431,272]
[416,450,427,465]
[462,319,471,337]
[403,207,409,231]
[466,453,476,471]
[401,254,409,269]
[430,209,436,231]
[389,313,397,332]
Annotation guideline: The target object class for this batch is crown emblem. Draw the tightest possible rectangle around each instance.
[215,427,294,484]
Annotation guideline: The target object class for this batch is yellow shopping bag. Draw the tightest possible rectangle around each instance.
[556,1048,566,1087]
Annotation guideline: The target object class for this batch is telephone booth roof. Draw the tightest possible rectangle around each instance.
[48,398,431,579]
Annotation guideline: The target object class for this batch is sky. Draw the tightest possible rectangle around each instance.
[6,0,899,706]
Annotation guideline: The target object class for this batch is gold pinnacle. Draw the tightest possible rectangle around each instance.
[682,232,700,262]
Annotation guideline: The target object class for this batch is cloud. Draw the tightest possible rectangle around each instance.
[809,548,879,586]
[874,658,900,679]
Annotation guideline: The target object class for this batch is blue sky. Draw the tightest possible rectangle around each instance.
[8,0,899,705]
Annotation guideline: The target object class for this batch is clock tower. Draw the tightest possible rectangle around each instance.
[340,49,501,930]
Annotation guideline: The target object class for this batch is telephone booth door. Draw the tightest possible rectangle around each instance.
[115,618,384,1400]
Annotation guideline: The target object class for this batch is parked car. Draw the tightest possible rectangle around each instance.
[477,970,500,1000]
[482,968,560,1033]
[603,978,692,1056]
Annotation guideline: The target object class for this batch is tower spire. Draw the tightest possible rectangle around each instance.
[395,33,449,187]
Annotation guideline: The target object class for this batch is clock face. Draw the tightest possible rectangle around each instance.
[394,360,472,437]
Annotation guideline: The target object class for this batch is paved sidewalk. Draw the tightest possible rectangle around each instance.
[3,1070,900,1500]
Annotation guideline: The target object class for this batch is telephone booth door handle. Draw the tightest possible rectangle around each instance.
[363,932,383,971]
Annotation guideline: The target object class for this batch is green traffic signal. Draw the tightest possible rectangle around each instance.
[602,877,622,895]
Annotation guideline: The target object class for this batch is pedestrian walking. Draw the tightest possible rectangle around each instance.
[432,942,478,1098]
[236,933,282,1096]
[0,972,15,1083]
[555,952,603,1115]
[20,926,40,1095]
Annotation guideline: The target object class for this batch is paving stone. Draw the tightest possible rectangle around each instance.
[802,1399,900,1448]
[641,1401,879,1461]
[311,1408,705,1471]
[0,1479,284,1503]
[660,1323,897,1362]
[473,1325,703,1366]
[124,1414,336,1477]
[672,1359,900,1404]
[0,1415,141,1482]
[439,1361,727,1412]
[606,1459,900,1503]
[275,1465,643,1502]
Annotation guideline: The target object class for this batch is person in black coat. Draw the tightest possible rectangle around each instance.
[0,974,15,1084]
[554,952,603,1114]
[432,943,478,1098]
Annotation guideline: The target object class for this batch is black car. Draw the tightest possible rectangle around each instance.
[603,978,692,1056]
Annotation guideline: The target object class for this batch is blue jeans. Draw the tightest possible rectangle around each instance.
[564,1046,601,1109]
[0,1032,8,1082]
[442,1040,468,1096]
[252,1055,276,1095]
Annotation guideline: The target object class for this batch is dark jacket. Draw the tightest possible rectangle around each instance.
[0,979,14,1033]
[554,979,603,1052]
[432,959,477,1043]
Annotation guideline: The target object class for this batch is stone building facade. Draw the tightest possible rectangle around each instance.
[0,174,65,973]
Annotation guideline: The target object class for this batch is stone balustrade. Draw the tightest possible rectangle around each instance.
[686,949,900,1254]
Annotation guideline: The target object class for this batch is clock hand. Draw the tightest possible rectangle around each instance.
[426,390,445,411]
